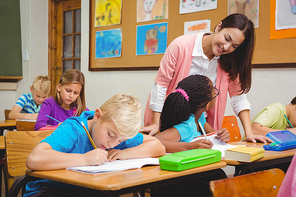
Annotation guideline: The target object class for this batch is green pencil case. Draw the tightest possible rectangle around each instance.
[159,149,221,172]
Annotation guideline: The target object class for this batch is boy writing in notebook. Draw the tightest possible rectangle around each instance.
[8,75,50,120]
[25,94,165,197]
[252,96,296,136]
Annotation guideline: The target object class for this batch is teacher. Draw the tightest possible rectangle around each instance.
[142,13,271,143]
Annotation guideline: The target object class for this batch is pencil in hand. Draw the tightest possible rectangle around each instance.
[81,121,97,149]
[198,122,208,140]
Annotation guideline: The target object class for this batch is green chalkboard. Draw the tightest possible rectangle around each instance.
[0,0,22,80]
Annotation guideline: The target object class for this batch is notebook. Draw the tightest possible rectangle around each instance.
[66,158,159,175]
[191,133,238,157]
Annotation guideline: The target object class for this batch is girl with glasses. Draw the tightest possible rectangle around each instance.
[155,75,229,153]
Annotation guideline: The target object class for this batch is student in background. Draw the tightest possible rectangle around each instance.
[142,13,271,143]
[8,76,50,120]
[25,94,165,197]
[252,96,296,136]
[155,75,230,153]
[34,69,88,131]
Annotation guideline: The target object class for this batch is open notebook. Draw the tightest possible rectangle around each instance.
[191,133,238,157]
[66,158,159,175]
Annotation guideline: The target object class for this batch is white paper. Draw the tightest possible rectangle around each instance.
[67,158,159,175]
[191,134,237,157]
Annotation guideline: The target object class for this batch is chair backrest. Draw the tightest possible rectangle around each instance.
[221,115,241,142]
[16,121,36,131]
[5,130,54,177]
[4,109,11,120]
[210,168,285,197]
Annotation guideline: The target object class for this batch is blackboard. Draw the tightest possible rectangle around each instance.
[0,0,23,82]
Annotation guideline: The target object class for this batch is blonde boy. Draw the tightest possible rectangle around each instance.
[9,75,50,120]
[25,94,165,196]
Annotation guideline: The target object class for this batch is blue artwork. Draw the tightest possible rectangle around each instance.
[95,28,122,59]
[136,22,168,55]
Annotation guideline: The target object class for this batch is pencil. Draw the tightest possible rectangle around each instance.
[81,121,97,149]
[284,114,294,128]
[198,122,208,140]
[45,115,61,123]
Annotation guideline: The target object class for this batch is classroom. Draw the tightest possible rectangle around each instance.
[0,0,296,196]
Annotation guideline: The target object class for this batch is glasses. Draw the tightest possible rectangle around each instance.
[201,87,219,108]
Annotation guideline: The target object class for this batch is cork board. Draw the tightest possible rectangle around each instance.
[89,0,296,71]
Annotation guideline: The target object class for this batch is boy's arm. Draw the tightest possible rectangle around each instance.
[26,142,108,170]
[107,135,165,161]
[8,105,38,120]
[155,127,213,153]
[252,122,279,136]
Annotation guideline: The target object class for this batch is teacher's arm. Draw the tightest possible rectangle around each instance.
[238,110,272,144]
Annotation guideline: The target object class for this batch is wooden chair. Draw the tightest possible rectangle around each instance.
[16,121,36,131]
[210,168,285,197]
[5,130,54,196]
[221,115,241,142]
[4,109,11,120]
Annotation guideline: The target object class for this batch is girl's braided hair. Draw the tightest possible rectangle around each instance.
[160,74,213,132]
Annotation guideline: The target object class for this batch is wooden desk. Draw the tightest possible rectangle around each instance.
[0,120,16,135]
[25,161,227,196]
[226,142,295,176]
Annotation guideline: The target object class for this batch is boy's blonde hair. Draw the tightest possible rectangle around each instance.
[55,69,86,116]
[32,76,51,95]
[100,94,142,138]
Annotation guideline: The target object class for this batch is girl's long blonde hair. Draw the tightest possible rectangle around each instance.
[55,69,86,116]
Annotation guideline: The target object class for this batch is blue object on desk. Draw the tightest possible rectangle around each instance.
[263,130,296,151]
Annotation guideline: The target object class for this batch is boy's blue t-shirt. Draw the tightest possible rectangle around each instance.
[173,113,206,142]
[25,111,144,197]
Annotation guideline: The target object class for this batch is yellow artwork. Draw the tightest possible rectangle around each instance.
[95,0,122,27]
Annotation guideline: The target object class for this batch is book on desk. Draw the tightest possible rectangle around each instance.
[225,146,265,162]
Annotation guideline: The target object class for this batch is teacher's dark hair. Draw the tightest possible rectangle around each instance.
[160,75,213,132]
[219,13,255,94]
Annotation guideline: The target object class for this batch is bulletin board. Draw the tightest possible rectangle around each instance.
[89,0,296,71]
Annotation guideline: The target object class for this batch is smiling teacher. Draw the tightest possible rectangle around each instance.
[141,13,272,144]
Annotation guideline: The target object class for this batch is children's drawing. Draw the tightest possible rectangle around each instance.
[94,0,122,27]
[95,28,122,59]
[228,0,259,28]
[184,19,211,35]
[137,0,168,22]
[275,0,296,30]
[179,0,217,14]
[136,22,168,55]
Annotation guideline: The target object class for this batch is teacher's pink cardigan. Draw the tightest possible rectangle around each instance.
[144,33,242,130]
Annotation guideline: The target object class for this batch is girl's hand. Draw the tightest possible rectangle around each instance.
[245,135,273,144]
[139,124,159,136]
[107,149,127,162]
[190,139,213,149]
[84,148,108,166]
[215,128,230,142]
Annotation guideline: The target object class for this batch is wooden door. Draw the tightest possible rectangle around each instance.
[48,0,81,95]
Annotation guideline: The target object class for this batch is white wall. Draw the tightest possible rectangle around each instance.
[0,0,48,120]
[1,0,295,133]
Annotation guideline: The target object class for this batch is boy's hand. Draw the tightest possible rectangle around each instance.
[107,149,127,162]
[84,148,107,166]
[215,128,230,142]
[190,139,213,149]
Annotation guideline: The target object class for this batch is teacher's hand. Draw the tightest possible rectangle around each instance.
[245,134,273,144]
